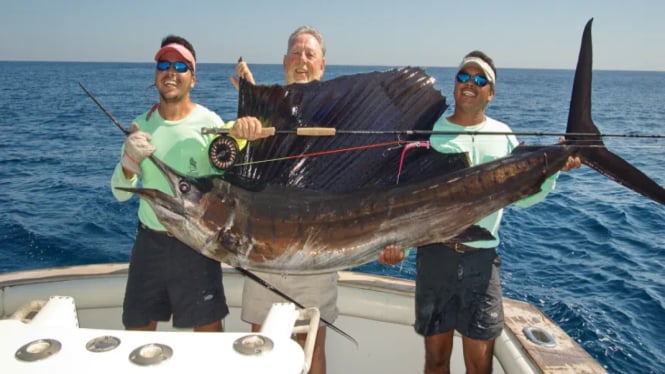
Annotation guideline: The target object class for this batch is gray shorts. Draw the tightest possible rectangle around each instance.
[241,271,339,325]
[414,244,503,340]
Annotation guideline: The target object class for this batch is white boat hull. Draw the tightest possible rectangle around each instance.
[0,264,605,373]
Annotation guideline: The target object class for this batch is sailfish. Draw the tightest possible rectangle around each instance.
[116,19,665,274]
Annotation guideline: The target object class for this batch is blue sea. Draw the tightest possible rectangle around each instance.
[1,61,664,373]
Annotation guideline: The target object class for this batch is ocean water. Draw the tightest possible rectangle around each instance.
[1,61,664,373]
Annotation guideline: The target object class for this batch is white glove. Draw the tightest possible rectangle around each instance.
[121,123,156,175]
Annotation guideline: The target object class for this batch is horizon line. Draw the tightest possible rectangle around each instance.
[1,59,663,73]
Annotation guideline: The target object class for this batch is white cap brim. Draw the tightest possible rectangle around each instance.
[459,57,495,84]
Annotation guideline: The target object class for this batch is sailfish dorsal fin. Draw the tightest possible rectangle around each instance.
[224,67,469,192]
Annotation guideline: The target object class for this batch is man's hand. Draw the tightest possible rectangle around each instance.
[121,123,155,176]
[561,156,582,171]
[378,244,405,266]
[230,57,256,90]
[558,137,582,172]
[230,117,272,141]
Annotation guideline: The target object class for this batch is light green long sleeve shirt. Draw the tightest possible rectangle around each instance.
[111,104,244,231]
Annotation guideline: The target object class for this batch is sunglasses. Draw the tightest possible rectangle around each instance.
[156,60,190,73]
[456,72,489,87]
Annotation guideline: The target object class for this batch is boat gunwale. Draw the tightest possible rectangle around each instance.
[0,263,417,295]
[0,262,607,373]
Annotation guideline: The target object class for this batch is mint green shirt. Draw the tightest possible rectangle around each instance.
[429,116,558,248]
[111,104,245,230]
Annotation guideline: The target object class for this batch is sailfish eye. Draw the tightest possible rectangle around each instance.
[178,179,191,194]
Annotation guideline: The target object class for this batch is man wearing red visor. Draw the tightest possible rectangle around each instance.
[111,35,261,332]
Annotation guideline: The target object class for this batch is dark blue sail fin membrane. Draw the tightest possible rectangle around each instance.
[226,67,455,192]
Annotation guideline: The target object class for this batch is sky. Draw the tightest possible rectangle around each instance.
[1,0,664,71]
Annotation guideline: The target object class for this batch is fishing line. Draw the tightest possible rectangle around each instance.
[231,140,408,167]
[222,139,645,169]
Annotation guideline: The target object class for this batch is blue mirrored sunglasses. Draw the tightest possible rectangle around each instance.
[456,72,489,87]
[156,60,190,73]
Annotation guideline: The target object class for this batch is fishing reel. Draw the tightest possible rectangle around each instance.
[208,135,239,170]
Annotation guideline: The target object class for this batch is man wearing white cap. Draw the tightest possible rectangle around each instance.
[380,50,579,373]
[111,35,261,332]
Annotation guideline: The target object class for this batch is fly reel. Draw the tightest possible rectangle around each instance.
[208,135,239,170]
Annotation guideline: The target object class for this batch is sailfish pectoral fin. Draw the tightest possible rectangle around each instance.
[452,225,496,243]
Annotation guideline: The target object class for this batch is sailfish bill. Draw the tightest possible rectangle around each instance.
[117,18,665,274]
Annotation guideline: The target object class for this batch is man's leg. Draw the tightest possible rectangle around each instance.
[462,336,495,374]
[126,320,158,331]
[423,330,455,374]
[296,326,327,374]
[194,320,223,332]
[253,323,327,374]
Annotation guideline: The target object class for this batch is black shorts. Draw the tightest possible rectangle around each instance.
[122,224,229,328]
[414,243,503,340]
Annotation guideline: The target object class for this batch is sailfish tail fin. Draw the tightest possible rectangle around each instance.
[566,18,665,205]
[580,148,665,204]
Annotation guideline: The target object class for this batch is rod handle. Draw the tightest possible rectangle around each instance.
[296,127,337,136]
[261,127,276,136]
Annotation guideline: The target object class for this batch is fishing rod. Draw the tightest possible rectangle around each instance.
[79,82,130,135]
[236,267,357,346]
[204,126,656,170]
[78,82,358,345]
[202,126,665,139]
